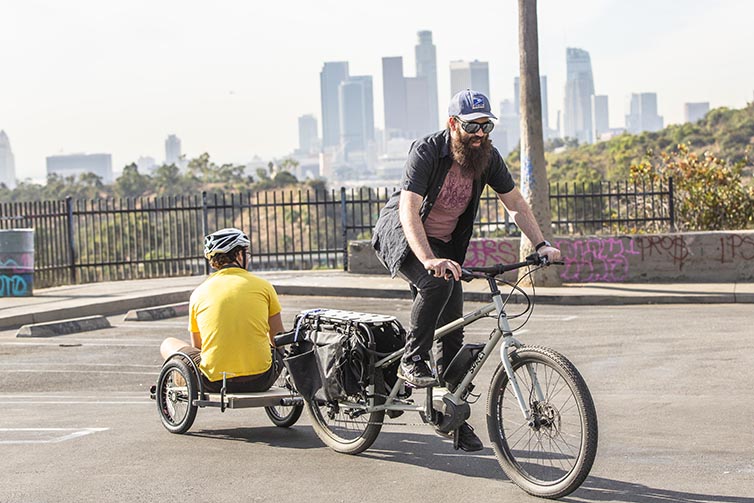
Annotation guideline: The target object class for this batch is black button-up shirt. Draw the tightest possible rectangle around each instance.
[372,129,516,277]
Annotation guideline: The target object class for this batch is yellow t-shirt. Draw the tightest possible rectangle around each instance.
[189,267,282,382]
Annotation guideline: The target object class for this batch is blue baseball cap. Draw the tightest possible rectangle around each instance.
[448,89,497,121]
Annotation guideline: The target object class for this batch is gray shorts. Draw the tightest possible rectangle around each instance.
[178,346,283,393]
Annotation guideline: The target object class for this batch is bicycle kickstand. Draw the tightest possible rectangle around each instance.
[453,427,460,450]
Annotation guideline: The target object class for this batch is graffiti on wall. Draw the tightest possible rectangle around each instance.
[461,233,753,283]
[0,253,34,297]
[556,238,641,283]
[720,234,754,263]
[464,239,518,268]
[634,235,691,270]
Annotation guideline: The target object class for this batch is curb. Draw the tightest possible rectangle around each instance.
[0,291,193,332]
[124,302,189,321]
[16,315,112,338]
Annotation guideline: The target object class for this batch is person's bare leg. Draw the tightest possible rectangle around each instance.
[160,337,189,359]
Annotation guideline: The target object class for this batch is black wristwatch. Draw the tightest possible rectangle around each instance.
[534,240,551,251]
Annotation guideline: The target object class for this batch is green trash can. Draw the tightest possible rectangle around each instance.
[0,228,34,297]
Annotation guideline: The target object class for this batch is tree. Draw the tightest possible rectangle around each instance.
[114,163,151,198]
[518,0,560,286]
[631,144,754,230]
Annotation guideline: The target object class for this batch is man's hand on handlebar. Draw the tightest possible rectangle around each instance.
[424,257,461,281]
[537,244,561,264]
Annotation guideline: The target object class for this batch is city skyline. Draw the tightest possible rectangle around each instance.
[1,0,753,182]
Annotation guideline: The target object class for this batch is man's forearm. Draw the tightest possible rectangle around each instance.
[512,206,546,245]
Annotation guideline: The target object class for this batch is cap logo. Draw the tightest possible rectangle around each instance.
[472,94,486,110]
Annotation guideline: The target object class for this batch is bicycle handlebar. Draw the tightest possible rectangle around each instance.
[460,253,563,281]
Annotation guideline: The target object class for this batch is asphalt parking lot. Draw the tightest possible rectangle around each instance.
[1,296,752,503]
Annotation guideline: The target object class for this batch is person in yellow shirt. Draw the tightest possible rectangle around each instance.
[159,227,285,393]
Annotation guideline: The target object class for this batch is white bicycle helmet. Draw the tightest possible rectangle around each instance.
[203,228,250,259]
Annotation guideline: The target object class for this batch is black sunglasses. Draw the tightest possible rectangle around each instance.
[455,117,495,134]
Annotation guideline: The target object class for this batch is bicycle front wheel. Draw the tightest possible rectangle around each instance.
[486,346,598,499]
[306,392,384,455]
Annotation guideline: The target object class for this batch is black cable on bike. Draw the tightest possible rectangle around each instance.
[497,264,545,332]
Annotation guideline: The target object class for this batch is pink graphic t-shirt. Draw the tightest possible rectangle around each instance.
[423,161,473,242]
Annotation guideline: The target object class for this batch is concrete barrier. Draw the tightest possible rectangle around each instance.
[349,230,754,283]
[16,315,112,337]
[124,302,189,321]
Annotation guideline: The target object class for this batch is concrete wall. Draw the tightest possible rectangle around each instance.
[348,231,754,283]
[0,229,34,297]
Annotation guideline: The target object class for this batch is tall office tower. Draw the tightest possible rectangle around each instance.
[320,61,350,148]
[449,60,490,100]
[625,93,664,134]
[684,102,710,123]
[404,77,434,138]
[415,30,439,130]
[297,114,319,154]
[591,95,610,141]
[165,134,182,166]
[338,76,374,157]
[46,153,113,184]
[563,48,595,144]
[137,156,157,174]
[514,75,550,130]
[497,99,520,157]
[350,76,375,144]
[382,56,408,138]
[0,130,16,189]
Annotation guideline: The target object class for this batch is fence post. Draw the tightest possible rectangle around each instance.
[201,191,209,275]
[668,177,675,232]
[340,187,348,272]
[65,196,76,284]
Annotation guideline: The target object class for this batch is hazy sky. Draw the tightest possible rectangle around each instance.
[2,0,753,182]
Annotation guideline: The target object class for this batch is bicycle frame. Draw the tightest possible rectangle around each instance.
[367,274,546,425]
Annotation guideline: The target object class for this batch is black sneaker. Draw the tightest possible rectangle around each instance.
[456,422,483,452]
[397,360,437,388]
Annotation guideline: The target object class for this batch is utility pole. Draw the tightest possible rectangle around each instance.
[518,0,561,286]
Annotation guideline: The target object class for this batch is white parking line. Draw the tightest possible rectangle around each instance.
[0,427,109,444]
[0,363,156,368]
[0,342,157,347]
[0,369,157,375]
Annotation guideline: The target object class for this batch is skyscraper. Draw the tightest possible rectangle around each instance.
[563,48,595,144]
[165,134,182,166]
[684,102,710,123]
[47,153,113,183]
[297,114,319,154]
[514,75,550,131]
[338,76,375,157]
[404,77,433,138]
[382,56,407,137]
[591,95,609,141]
[449,60,490,100]
[415,30,439,130]
[0,131,16,189]
[625,93,664,134]
[349,75,375,144]
[320,61,350,148]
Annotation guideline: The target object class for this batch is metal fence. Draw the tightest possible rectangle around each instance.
[0,180,674,288]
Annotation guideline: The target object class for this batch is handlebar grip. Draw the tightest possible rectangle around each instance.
[273,330,298,347]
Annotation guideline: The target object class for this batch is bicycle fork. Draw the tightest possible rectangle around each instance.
[499,334,546,426]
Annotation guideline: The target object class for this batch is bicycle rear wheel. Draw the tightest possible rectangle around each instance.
[156,357,198,434]
[306,391,384,455]
[486,346,598,499]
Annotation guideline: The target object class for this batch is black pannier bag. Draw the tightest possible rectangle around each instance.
[283,309,406,402]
